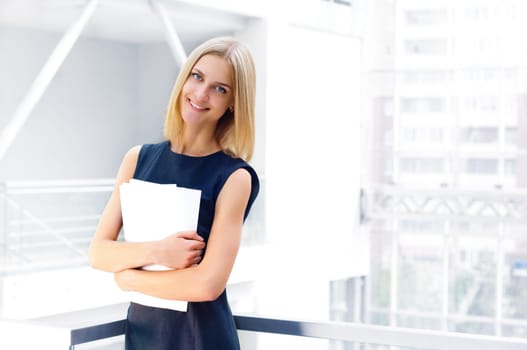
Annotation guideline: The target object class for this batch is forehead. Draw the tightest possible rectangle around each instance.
[192,54,233,85]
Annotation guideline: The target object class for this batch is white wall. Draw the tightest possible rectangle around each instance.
[135,42,179,145]
[257,19,366,350]
[0,26,187,181]
[0,26,138,180]
[234,18,268,175]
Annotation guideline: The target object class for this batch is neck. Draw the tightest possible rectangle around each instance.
[171,131,220,156]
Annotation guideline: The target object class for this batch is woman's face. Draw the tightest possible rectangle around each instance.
[180,54,234,128]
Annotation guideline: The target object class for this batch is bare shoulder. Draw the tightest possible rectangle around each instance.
[227,167,252,184]
[124,145,142,162]
[219,168,252,201]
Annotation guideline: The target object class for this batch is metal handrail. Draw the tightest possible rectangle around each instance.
[3,305,526,350]
[3,303,527,349]
[233,315,527,350]
[66,312,527,350]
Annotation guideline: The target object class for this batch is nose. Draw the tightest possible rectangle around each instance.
[195,84,209,103]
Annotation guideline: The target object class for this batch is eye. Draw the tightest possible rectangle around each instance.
[215,86,228,94]
[191,72,202,81]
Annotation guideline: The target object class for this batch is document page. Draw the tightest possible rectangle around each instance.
[120,179,201,311]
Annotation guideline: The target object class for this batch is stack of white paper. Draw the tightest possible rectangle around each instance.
[120,179,202,311]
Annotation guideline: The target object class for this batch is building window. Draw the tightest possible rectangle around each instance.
[402,127,444,143]
[505,127,517,145]
[458,96,499,114]
[454,37,500,55]
[461,68,497,82]
[464,158,498,174]
[402,128,417,142]
[502,96,518,114]
[405,9,448,26]
[400,158,444,173]
[504,159,516,176]
[461,127,498,144]
[404,39,448,55]
[403,70,448,84]
[401,97,446,113]
[462,6,490,22]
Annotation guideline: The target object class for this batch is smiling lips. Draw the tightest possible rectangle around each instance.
[188,99,209,111]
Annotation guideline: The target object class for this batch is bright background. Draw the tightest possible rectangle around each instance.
[1,0,527,349]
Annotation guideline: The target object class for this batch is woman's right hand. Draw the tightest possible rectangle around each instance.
[155,231,205,269]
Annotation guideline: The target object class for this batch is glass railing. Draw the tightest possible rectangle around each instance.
[0,177,265,277]
[0,179,113,276]
[1,303,527,349]
[3,180,527,344]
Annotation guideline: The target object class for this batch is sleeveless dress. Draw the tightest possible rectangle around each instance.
[125,141,259,350]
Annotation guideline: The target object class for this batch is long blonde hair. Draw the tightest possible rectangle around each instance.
[164,37,256,161]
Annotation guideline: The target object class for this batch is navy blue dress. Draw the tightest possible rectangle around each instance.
[125,141,259,350]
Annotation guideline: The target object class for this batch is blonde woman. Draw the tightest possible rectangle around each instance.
[89,37,259,349]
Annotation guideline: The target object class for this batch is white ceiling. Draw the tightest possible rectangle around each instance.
[0,0,250,46]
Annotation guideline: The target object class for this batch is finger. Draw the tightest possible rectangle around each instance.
[192,249,204,258]
[190,232,204,241]
[188,240,205,250]
[175,230,195,239]
[178,231,204,241]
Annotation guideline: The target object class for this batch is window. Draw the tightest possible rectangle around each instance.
[454,37,500,55]
[503,237,527,322]
[403,70,448,84]
[502,96,519,114]
[461,127,498,144]
[401,97,446,113]
[404,39,448,55]
[461,7,490,22]
[402,128,416,142]
[458,96,499,114]
[400,157,444,173]
[464,158,498,174]
[366,0,527,340]
[505,127,517,145]
[402,127,444,143]
[461,69,497,82]
[504,159,516,176]
[405,9,448,26]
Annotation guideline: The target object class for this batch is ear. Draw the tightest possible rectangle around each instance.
[229,106,234,112]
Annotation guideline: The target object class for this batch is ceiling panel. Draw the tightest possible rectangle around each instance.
[0,0,250,45]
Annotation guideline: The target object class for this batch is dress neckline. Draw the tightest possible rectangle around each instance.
[165,140,223,159]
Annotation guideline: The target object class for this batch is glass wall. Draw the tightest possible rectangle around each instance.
[365,0,527,338]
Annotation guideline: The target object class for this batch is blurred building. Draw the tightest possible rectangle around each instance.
[367,0,527,337]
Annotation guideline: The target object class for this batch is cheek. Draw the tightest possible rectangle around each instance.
[178,93,187,110]
[181,80,192,96]
[220,94,234,110]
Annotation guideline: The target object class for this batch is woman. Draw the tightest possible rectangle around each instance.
[89,37,259,349]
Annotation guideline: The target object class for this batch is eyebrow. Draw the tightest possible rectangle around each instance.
[193,68,232,90]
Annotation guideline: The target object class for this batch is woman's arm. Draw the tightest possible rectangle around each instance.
[88,146,205,273]
[114,167,252,301]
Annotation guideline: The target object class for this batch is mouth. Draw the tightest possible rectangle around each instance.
[188,99,209,111]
